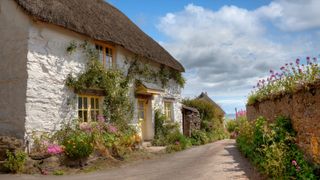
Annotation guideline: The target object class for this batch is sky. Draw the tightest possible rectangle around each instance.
[108,0,320,114]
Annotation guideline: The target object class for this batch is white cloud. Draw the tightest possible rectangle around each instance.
[157,2,320,113]
[256,0,320,31]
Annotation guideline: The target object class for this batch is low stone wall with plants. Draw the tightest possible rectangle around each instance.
[247,84,320,165]
[246,57,320,165]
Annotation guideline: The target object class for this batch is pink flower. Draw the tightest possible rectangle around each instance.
[175,141,180,145]
[97,115,105,123]
[296,166,301,172]
[47,144,64,155]
[79,122,92,133]
[107,124,117,133]
[292,160,297,166]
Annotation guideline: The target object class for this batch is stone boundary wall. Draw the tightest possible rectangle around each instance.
[247,87,320,164]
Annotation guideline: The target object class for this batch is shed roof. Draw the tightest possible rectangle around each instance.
[15,0,185,72]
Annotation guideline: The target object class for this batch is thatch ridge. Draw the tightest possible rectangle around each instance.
[197,92,225,115]
[15,0,184,72]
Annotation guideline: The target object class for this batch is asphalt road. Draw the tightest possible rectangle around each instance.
[0,139,261,180]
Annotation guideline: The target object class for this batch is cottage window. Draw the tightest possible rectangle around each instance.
[78,95,101,122]
[164,101,174,121]
[95,44,114,69]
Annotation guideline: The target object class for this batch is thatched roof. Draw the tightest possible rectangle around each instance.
[15,0,184,72]
[197,92,225,115]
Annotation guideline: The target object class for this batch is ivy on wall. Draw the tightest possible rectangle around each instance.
[65,41,133,129]
[65,41,185,127]
[126,55,186,88]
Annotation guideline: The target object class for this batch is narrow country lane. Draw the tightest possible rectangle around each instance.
[0,139,262,180]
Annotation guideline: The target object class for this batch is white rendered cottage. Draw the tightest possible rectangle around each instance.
[0,0,185,143]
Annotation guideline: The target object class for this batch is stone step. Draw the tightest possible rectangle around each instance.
[142,141,152,147]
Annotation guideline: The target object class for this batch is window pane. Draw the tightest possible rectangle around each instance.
[95,45,103,64]
[96,98,99,109]
[78,97,82,109]
[91,98,95,109]
[84,97,88,109]
[105,48,113,68]
[78,110,83,119]
[84,111,88,122]
[91,110,95,121]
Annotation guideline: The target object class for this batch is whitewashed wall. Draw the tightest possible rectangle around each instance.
[25,23,89,139]
[116,47,183,135]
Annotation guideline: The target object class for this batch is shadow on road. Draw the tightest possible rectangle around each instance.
[223,141,264,180]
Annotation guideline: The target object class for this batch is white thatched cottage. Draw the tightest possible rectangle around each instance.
[0,0,185,143]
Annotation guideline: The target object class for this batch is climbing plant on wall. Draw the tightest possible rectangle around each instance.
[126,55,186,88]
[65,41,133,129]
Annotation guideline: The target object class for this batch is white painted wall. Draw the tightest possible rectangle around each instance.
[25,23,89,139]
[0,0,30,139]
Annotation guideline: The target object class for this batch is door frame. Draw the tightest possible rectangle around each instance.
[138,99,148,140]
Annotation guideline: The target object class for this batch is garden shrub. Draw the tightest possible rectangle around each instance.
[4,150,27,173]
[62,130,94,160]
[236,116,318,179]
[190,130,209,145]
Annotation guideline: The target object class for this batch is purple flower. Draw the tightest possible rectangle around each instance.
[296,166,301,172]
[290,62,293,66]
[175,141,180,145]
[296,58,300,64]
[270,69,274,74]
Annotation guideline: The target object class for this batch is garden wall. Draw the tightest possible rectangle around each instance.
[247,86,320,164]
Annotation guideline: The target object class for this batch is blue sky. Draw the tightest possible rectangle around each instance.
[108,0,320,114]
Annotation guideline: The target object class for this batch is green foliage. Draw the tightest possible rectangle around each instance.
[62,130,94,160]
[65,44,133,129]
[126,56,185,88]
[66,41,77,54]
[226,120,237,133]
[236,116,317,179]
[190,130,209,145]
[152,110,191,152]
[53,170,64,175]
[152,109,180,146]
[4,150,27,173]
[182,99,224,132]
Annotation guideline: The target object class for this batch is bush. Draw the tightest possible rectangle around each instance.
[236,116,317,179]
[183,99,224,131]
[4,150,27,173]
[190,130,209,145]
[62,130,94,160]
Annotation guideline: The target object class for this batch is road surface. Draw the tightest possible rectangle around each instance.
[0,139,262,180]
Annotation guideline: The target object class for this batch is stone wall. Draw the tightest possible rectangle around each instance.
[247,86,320,164]
[182,106,201,137]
